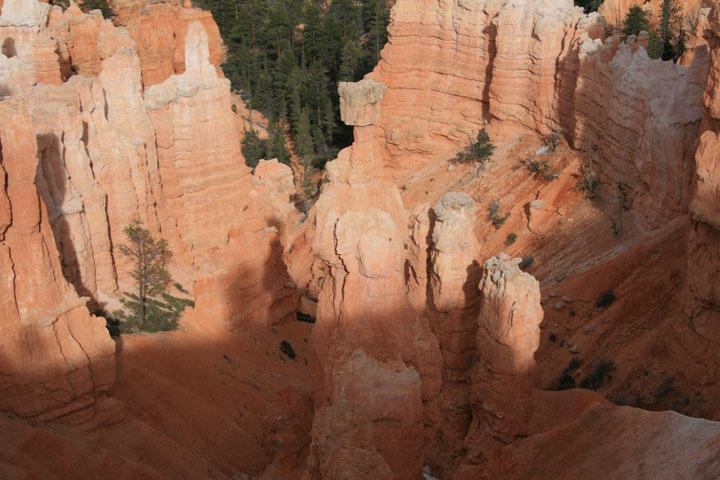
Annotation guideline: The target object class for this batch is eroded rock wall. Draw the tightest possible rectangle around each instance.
[0,97,116,423]
[368,0,705,230]
[0,0,299,436]
[307,82,444,480]
[680,0,720,403]
[573,40,707,228]
[9,3,295,322]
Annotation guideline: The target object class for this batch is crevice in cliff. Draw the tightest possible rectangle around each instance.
[555,30,579,145]
[6,246,20,319]
[35,133,94,301]
[51,320,80,398]
[0,138,11,240]
[481,20,497,121]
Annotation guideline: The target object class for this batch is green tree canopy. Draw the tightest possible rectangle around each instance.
[622,6,650,37]
[196,0,392,170]
[113,220,193,332]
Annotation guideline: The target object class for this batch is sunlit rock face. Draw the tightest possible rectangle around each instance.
[367,0,705,234]
[0,0,296,427]
[0,97,116,422]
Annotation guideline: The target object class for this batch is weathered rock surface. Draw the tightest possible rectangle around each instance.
[467,253,542,451]
[0,0,62,92]
[307,79,443,480]
[1,3,302,477]
[37,1,223,86]
[0,97,115,422]
[573,41,706,228]
[304,401,393,480]
[5,0,720,478]
[0,0,49,27]
[368,0,705,233]
[121,2,225,86]
[429,192,479,313]
[456,391,720,479]
[338,78,387,126]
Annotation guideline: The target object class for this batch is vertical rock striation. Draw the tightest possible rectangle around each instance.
[308,79,443,480]
[369,0,706,230]
[0,97,116,423]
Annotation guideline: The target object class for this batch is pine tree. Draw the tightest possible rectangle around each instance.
[113,221,192,332]
[80,0,115,18]
[365,0,389,67]
[621,6,650,38]
[658,0,681,61]
[295,108,315,158]
[303,1,323,65]
[267,117,291,166]
[200,0,392,177]
[339,38,364,81]
[241,129,267,169]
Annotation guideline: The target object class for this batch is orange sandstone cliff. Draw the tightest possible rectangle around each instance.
[2,0,720,479]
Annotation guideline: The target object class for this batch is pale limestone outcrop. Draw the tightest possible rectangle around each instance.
[0,0,61,94]
[0,0,49,27]
[338,78,387,126]
[573,42,706,228]
[429,192,479,312]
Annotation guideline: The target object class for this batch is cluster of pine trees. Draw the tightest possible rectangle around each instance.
[194,0,391,169]
[621,0,686,61]
[577,0,687,62]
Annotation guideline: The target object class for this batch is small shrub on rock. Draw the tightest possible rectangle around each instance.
[280,340,296,359]
[456,129,495,172]
[596,290,616,308]
[579,358,616,391]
